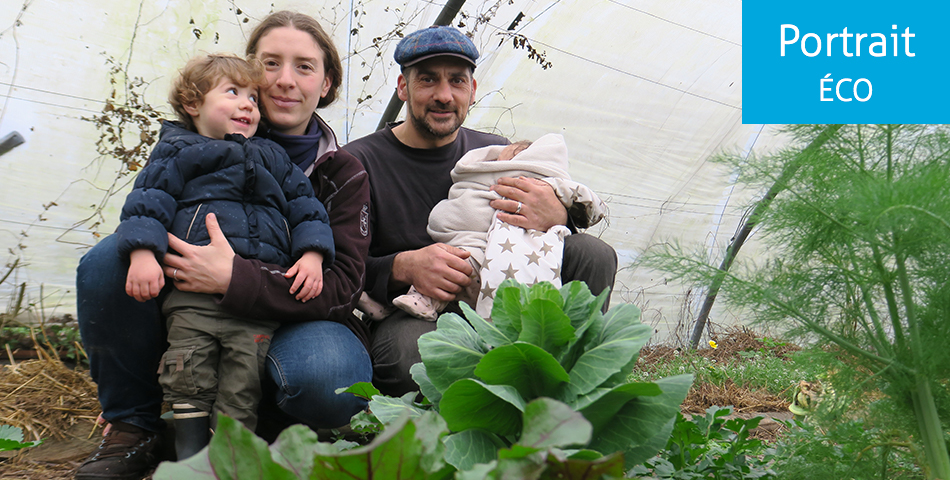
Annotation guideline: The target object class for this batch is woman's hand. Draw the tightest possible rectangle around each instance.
[163,213,235,295]
[490,176,567,231]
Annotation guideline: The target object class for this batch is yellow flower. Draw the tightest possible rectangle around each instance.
[709,340,718,349]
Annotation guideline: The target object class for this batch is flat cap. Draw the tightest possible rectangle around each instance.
[394,25,478,68]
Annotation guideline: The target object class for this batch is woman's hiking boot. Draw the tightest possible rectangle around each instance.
[172,403,211,460]
[75,422,162,480]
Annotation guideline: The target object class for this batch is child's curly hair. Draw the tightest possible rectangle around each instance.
[169,54,265,132]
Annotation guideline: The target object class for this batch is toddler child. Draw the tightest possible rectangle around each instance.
[116,54,334,459]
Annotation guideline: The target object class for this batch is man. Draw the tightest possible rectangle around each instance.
[343,25,618,397]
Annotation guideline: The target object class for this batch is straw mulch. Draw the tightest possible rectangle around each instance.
[0,350,100,479]
[1,354,99,441]
[0,452,82,480]
[639,325,801,367]
[699,326,801,362]
[682,379,790,414]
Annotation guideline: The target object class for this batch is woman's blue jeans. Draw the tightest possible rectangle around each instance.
[76,234,371,433]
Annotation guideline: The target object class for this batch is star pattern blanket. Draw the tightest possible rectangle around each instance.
[475,217,571,316]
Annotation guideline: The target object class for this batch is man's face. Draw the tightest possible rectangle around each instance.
[398,58,476,142]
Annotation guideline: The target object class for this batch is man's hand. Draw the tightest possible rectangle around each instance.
[126,249,164,302]
[392,243,473,302]
[163,213,235,295]
[285,250,324,302]
[490,176,567,231]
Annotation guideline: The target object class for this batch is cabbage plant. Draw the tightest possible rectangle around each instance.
[374,280,692,470]
[154,409,629,480]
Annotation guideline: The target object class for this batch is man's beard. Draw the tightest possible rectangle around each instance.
[407,101,466,140]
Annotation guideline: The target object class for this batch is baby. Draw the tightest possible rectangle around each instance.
[392,133,607,320]
[496,140,532,160]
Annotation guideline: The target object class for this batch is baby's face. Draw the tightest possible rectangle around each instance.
[497,143,528,161]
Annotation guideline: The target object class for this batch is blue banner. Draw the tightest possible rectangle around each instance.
[743,2,947,123]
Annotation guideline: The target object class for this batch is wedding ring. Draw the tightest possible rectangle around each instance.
[173,268,179,281]
[515,201,523,214]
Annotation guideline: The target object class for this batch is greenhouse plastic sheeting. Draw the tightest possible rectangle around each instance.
[0,0,785,341]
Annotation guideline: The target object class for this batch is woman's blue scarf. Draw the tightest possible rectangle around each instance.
[265,115,324,172]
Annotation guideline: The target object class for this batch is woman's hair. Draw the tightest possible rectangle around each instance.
[245,11,343,109]
[169,54,264,132]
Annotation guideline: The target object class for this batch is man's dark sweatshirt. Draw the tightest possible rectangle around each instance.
[341,123,507,305]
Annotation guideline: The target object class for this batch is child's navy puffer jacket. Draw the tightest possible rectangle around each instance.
[116,121,335,267]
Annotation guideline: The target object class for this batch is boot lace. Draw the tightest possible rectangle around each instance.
[90,430,155,460]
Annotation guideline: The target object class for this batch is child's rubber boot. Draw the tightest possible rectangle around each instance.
[172,403,211,460]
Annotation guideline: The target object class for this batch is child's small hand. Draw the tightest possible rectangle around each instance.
[285,251,324,302]
[126,249,165,302]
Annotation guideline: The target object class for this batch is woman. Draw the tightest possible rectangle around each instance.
[75,11,371,479]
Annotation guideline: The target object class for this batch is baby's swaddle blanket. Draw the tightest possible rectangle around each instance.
[475,216,570,317]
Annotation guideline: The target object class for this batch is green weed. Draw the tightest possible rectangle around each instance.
[0,425,42,452]
[0,317,86,365]
[631,347,825,399]
[629,406,777,479]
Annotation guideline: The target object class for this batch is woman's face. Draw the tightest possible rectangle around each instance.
[255,26,331,136]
